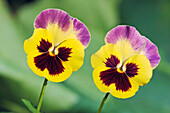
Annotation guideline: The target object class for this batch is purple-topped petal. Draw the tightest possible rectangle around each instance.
[105,25,146,51]
[34,9,90,48]
[142,37,160,69]
[34,9,71,31]
[72,18,90,48]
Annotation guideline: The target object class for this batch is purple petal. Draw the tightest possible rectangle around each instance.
[142,37,160,69]
[34,9,90,48]
[34,9,71,31]
[72,18,90,48]
[105,25,146,51]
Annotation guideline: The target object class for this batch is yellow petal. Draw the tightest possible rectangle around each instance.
[56,39,84,71]
[45,61,72,82]
[110,77,139,99]
[93,66,114,93]
[123,54,153,86]
[91,43,122,68]
[24,28,54,54]
[27,51,48,77]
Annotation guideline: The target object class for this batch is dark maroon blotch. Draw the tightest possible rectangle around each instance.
[34,46,73,75]
[126,63,139,78]
[100,69,131,92]
[105,55,120,68]
[34,53,64,75]
[58,47,72,61]
[37,39,52,52]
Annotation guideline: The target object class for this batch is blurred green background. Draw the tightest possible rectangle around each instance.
[0,0,170,113]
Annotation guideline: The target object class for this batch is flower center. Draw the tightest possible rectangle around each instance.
[116,63,125,73]
[117,68,124,73]
[48,46,58,56]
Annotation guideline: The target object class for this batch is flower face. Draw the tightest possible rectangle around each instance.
[24,9,90,82]
[91,25,160,99]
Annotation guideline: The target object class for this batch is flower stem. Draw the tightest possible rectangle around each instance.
[36,78,48,113]
[97,93,110,113]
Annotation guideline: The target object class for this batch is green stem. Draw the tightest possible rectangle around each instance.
[36,78,48,113]
[97,93,110,113]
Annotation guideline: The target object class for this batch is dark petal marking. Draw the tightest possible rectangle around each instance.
[34,53,49,71]
[57,47,72,61]
[100,69,132,92]
[126,63,139,78]
[47,56,64,75]
[126,26,130,38]
[34,53,65,75]
[105,55,120,68]
[37,39,52,52]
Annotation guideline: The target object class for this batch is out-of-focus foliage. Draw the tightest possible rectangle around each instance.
[21,99,38,113]
[0,0,170,113]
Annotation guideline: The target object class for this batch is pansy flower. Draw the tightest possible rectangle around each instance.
[24,9,90,82]
[91,25,160,99]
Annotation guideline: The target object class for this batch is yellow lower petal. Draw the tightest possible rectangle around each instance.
[27,51,48,77]
[27,50,72,82]
[93,66,114,93]
[93,66,139,99]
[45,61,72,82]
[110,77,139,99]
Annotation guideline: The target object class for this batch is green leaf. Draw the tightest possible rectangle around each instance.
[21,99,39,113]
